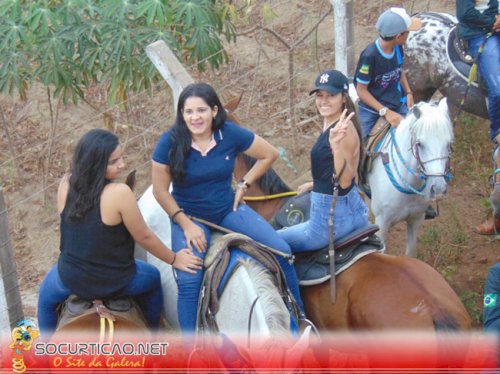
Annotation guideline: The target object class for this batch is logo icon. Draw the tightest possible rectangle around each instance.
[9,319,39,374]
[319,73,329,84]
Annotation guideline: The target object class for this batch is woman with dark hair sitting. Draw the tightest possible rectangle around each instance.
[38,129,202,334]
[277,70,369,253]
[151,82,305,333]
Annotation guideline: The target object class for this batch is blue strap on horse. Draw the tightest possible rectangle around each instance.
[382,128,428,195]
[395,45,407,105]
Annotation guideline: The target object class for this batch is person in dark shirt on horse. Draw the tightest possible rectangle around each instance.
[355,7,422,140]
[37,129,202,335]
[151,82,305,333]
[277,70,369,255]
[457,0,500,234]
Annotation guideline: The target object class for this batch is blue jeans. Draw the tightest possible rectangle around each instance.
[468,33,500,141]
[277,185,369,252]
[37,260,163,335]
[484,262,500,333]
[172,204,304,333]
[358,102,409,141]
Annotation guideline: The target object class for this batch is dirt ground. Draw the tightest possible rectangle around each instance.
[0,0,497,327]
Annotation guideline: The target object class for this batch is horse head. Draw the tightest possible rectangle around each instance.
[406,98,454,200]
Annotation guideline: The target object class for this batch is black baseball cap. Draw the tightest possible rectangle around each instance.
[309,70,349,96]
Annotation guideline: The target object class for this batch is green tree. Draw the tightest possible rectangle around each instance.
[0,0,237,104]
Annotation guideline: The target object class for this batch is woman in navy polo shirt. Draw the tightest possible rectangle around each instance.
[151,83,304,332]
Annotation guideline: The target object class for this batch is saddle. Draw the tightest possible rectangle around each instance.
[57,294,146,331]
[271,191,311,229]
[197,232,301,334]
[359,118,391,193]
[294,224,384,286]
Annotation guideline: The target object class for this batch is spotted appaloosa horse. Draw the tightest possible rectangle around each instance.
[404,12,488,119]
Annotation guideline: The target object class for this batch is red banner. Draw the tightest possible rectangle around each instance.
[2,330,498,373]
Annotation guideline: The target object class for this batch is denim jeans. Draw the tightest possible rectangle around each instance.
[358,102,409,141]
[484,262,500,333]
[468,33,500,141]
[37,260,163,335]
[277,185,369,253]
[171,204,304,333]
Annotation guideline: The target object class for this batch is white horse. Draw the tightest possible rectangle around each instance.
[366,98,454,257]
[136,186,294,345]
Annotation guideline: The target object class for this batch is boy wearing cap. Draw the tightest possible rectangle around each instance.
[457,0,500,235]
[355,7,422,140]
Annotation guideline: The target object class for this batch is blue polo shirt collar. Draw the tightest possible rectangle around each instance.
[191,129,224,156]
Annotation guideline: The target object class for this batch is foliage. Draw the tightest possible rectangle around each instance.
[0,0,238,104]
[460,290,483,326]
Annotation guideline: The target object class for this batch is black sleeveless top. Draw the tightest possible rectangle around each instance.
[58,193,135,300]
[310,121,354,196]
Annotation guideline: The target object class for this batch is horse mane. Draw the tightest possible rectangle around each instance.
[240,258,291,339]
[406,101,454,143]
[241,154,292,195]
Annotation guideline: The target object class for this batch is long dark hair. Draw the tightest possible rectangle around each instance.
[342,92,365,177]
[169,83,227,182]
[66,129,119,223]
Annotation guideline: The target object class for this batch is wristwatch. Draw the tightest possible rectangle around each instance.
[378,107,388,116]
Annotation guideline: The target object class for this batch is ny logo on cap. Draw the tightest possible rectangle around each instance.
[319,73,329,84]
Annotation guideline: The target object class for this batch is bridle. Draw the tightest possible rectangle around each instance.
[410,129,452,181]
[383,107,452,196]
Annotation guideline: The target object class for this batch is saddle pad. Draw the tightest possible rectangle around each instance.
[216,249,256,295]
[272,192,311,230]
[294,233,385,286]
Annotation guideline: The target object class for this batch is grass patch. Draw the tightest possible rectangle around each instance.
[459,290,483,326]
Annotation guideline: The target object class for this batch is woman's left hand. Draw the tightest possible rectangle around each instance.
[329,109,354,148]
[233,186,246,211]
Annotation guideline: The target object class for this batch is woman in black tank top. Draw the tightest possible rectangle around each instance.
[38,129,202,335]
[277,70,369,253]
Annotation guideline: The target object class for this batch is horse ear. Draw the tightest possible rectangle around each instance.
[413,106,421,119]
[438,97,448,113]
[224,94,243,113]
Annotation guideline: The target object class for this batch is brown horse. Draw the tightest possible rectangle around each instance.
[234,155,472,331]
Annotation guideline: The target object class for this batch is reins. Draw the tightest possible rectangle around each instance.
[383,124,451,196]
[328,160,346,304]
[243,191,298,201]
[189,215,292,260]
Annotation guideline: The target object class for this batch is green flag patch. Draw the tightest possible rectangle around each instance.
[484,293,497,308]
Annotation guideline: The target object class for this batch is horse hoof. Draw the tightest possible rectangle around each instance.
[490,183,500,214]
[474,215,500,236]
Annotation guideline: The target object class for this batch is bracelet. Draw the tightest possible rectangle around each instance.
[170,253,176,266]
[236,179,251,192]
[171,208,184,222]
